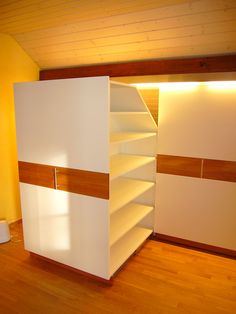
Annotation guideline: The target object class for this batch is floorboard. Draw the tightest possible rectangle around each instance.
[0,222,235,314]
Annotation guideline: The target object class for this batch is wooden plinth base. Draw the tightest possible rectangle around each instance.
[151,233,236,259]
[30,252,113,285]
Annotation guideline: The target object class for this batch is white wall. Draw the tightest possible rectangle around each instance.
[155,82,236,250]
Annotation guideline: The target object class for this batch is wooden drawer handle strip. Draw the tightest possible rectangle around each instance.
[18,161,109,199]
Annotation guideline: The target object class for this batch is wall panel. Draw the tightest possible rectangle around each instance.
[156,83,236,251]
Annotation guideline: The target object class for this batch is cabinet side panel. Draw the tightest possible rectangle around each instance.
[14,77,109,173]
[20,183,110,279]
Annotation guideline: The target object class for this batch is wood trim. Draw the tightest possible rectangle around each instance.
[56,166,109,199]
[202,159,236,183]
[9,219,22,226]
[18,161,55,188]
[152,233,236,259]
[18,161,109,199]
[39,55,236,80]
[30,252,113,285]
[157,154,202,178]
[156,155,236,183]
[30,235,148,283]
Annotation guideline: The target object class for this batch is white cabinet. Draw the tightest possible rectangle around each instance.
[14,77,157,281]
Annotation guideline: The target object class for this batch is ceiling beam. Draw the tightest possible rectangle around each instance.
[40,54,236,80]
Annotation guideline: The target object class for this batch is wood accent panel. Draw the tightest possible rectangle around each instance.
[9,219,22,226]
[203,159,236,183]
[156,155,236,182]
[18,161,55,188]
[157,154,202,178]
[153,233,236,259]
[138,88,159,123]
[18,161,109,199]
[30,252,112,285]
[56,167,109,199]
[40,55,236,80]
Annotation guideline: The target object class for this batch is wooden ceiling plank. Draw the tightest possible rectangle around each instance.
[92,25,202,46]
[2,0,235,34]
[28,30,236,60]
[1,0,235,70]
[0,0,184,33]
[103,0,190,15]
[36,41,236,69]
[27,40,95,54]
[14,8,236,49]
[0,0,38,11]
[34,36,236,59]
[203,20,236,34]
[0,1,106,33]
[0,0,73,21]
[0,2,103,28]
[0,0,190,20]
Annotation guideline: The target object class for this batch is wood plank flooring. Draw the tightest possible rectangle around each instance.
[0,222,235,314]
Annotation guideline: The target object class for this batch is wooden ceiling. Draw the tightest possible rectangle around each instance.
[1,0,236,70]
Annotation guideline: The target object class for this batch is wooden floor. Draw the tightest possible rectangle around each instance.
[0,223,235,314]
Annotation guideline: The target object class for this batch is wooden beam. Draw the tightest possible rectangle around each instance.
[40,54,236,80]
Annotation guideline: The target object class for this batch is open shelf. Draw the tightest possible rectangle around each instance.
[110,226,152,276]
[110,178,155,214]
[110,203,153,246]
[110,112,148,115]
[110,154,155,179]
[110,111,157,133]
[110,132,156,144]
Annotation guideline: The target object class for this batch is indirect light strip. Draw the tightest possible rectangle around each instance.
[132,81,236,90]
[132,82,200,90]
[205,81,236,90]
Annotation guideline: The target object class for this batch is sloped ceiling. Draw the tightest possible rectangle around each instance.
[0,0,236,70]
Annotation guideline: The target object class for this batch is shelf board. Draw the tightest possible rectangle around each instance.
[110,132,156,144]
[110,154,155,179]
[110,112,148,115]
[110,226,152,276]
[111,113,157,133]
[110,178,155,214]
[110,203,153,246]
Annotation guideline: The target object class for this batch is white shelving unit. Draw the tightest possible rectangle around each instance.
[14,76,157,281]
[109,81,157,276]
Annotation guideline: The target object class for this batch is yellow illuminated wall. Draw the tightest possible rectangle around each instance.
[0,34,39,223]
